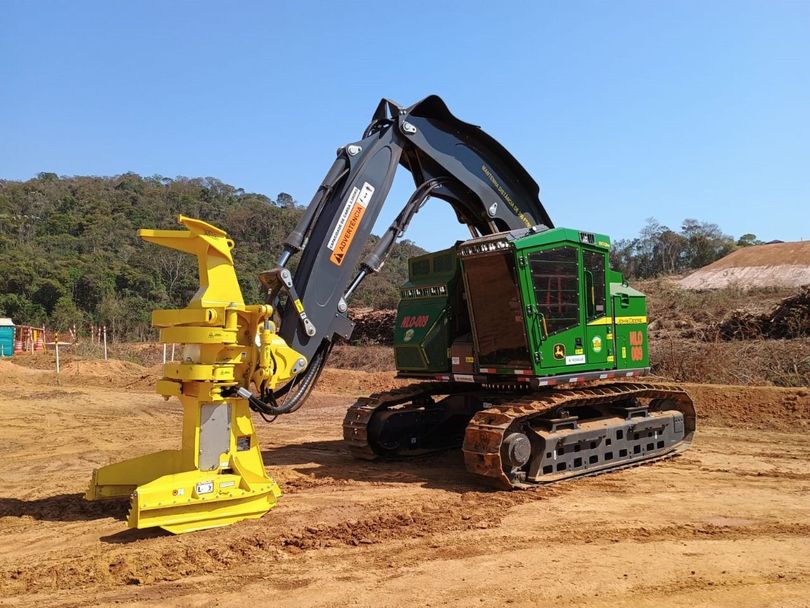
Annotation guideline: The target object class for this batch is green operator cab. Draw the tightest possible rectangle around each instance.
[393,226,649,384]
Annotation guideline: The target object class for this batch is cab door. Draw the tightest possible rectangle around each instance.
[520,244,587,374]
[582,249,611,368]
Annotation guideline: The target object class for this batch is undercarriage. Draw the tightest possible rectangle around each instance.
[343,381,695,489]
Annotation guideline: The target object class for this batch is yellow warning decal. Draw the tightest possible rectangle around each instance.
[586,316,648,326]
[293,298,304,313]
[614,316,647,325]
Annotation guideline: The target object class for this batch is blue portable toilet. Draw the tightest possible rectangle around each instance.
[0,318,14,358]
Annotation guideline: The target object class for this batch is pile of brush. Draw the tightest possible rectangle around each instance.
[348,308,396,345]
[711,286,810,340]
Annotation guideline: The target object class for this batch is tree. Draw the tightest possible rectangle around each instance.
[681,219,735,269]
[51,295,84,332]
[736,233,762,247]
[275,192,296,208]
[656,229,688,275]
[610,218,740,279]
[0,294,46,325]
[31,279,66,315]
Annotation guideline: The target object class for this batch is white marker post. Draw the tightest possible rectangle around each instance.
[171,343,176,361]
[55,333,61,385]
[163,343,167,364]
[103,325,108,361]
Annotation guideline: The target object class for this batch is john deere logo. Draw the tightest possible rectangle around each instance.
[553,343,565,360]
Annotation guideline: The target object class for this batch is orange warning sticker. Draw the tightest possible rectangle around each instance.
[330,203,366,265]
[328,181,374,266]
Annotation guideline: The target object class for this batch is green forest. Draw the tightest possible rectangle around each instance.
[0,173,423,339]
[609,217,763,279]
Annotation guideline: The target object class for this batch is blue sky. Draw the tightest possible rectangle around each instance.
[2,1,808,251]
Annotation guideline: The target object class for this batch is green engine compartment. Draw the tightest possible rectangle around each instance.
[393,248,464,373]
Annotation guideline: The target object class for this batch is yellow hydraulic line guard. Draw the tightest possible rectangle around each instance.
[86,215,305,533]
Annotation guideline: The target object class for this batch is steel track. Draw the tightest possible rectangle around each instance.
[342,381,696,489]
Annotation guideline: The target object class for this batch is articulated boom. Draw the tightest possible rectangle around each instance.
[258,96,554,413]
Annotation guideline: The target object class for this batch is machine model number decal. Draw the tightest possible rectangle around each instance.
[630,330,645,361]
[565,354,586,365]
[328,181,375,266]
[400,314,430,328]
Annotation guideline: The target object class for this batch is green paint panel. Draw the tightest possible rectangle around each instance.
[611,284,649,369]
[394,247,461,373]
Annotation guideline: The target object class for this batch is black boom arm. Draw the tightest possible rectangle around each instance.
[258,95,552,412]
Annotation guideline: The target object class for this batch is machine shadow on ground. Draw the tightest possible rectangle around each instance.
[0,492,128,523]
[262,440,491,493]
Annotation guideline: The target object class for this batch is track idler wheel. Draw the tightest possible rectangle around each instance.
[502,432,531,469]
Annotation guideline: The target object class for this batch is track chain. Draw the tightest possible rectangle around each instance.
[462,382,696,489]
[342,381,475,459]
[343,381,695,489]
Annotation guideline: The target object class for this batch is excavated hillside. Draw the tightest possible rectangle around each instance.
[679,241,810,290]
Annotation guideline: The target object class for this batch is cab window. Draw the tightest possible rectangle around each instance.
[583,250,606,320]
[529,247,580,335]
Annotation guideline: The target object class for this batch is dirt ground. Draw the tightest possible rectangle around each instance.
[1,359,809,607]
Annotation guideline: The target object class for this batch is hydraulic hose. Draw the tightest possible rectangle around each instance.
[235,341,332,420]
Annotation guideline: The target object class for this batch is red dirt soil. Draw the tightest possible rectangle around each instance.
[0,360,808,607]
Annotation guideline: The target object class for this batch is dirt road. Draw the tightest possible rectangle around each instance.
[1,361,809,607]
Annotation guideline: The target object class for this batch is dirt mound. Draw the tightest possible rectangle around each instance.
[0,356,160,392]
[317,368,409,395]
[0,359,42,378]
[684,383,810,431]
[711,286,810,340]
[3,351,65,370]
[59,358,148,377]
[679,241,810,290]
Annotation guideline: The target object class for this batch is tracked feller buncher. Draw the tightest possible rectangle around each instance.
[87,96,694,532]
